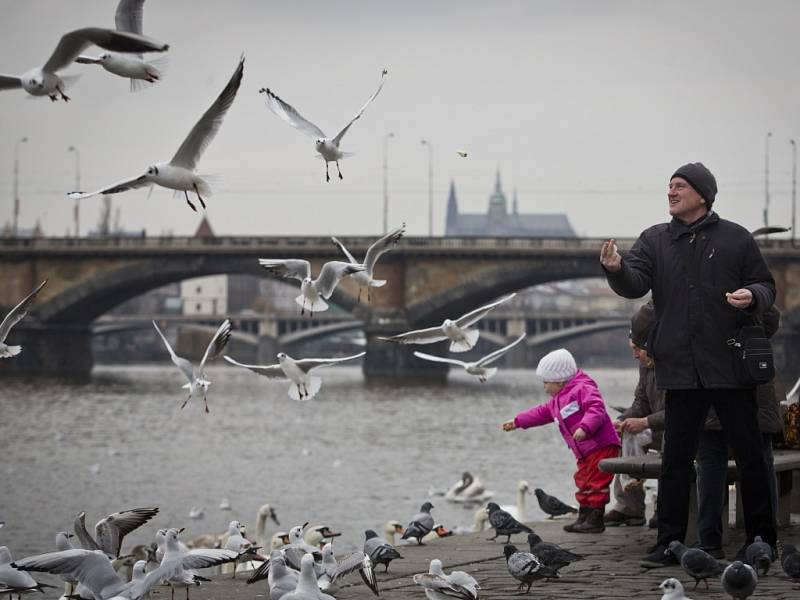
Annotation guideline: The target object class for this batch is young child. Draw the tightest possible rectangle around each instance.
[502,348,620,533]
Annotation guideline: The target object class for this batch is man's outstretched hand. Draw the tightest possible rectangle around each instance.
[600,238,622,272]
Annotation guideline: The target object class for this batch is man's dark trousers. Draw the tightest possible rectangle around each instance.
[656,388,777,547]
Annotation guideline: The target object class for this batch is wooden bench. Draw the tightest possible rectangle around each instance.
[599,449,800,538]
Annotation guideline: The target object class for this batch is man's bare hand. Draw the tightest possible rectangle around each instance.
[600,239,622,272]
[725,288,753,309]
[620,417,649,434]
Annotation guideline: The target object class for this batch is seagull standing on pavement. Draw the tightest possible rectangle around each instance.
[0,546,56,598]
[0,27,167,101]
[380,294,516,353]
[152,319,231,413]
[659,578,694,600]
[413,558,479,600]
[75,0,168,91]
[317,543,379,597]
[0,280,47,358]
[69,55,244,212]
[414,333,526,382]
[258,259,364,316]
[331,224,405,302]
[224,352,365,401]
[259,69,388,182]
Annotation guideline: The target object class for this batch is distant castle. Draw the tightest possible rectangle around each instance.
[445,171,575,237]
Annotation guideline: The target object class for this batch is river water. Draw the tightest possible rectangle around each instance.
[0,365,638,564]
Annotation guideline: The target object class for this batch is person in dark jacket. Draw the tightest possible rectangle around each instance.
[599,162,777,568]
[695,306,784,558]
[605,300,666,527]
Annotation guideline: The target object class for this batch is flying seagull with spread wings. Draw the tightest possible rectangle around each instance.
[68,55,244,212]
[224,352,365,401]
[414,332,526,382]
[0,280,47,358]
[75,0,169,92]
[0,27,168,101]
[380,294,516,353]
[259,69,388,182]
[331,224,404,302]
[152,319,232,413]
[259,258,364,316]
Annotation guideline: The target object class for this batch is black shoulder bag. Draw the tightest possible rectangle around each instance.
[727,323,774,386]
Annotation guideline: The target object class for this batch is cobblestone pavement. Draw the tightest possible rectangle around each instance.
[165,518,800,600]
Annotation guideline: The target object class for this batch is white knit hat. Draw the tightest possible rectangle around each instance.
[536,348,577,382]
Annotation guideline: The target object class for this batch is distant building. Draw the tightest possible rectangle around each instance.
[181,217,228,316]
[445,171,575,237]
[2,220,44,238]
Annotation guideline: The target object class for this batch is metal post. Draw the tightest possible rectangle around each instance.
[421,139,433,236]
[13,137,28,237]
[68,146,81,237]
[791,139,797,246]
[382,132,394,234]
[764,131,772,227]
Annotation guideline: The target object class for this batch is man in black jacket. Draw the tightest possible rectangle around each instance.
[599,162,777,568]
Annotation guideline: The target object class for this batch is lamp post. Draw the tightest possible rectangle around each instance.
[382,132,394,234]
[764,131,772,227]
[420,139,433,236]
[13,136,28,238]
[68,145,81,237]
[791,139,797,246]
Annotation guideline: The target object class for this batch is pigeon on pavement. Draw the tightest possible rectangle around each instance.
[401,502,435,545]
[721,560,758,599]
[485,502,532,543]
[666,541,725,590]
[533,489,577,519]
[744,536,773,576]
[503,544,559,594]
[363,530,402,573]
[780,543,800,585]
[526,533,582,571]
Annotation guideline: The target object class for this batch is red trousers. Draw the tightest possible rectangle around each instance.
[574,445,619,509]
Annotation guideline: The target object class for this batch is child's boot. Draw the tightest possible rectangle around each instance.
[563,507,590,532]
[570,507,605,533]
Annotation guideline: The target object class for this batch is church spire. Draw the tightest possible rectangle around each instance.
[513,186,518,215]
[495,168,502,193]
[446,180,459,235]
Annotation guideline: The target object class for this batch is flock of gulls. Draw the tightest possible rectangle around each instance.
[4,2,800,599]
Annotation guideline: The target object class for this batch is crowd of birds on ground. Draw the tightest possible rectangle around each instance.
[3,1,800,599]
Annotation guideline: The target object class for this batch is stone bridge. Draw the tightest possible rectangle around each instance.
[2,236,799,379]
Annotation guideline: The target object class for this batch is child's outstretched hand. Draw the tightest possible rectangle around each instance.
[502,420,516,432]
[573,427,587,441]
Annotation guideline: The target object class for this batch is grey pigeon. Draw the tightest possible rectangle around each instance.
[486,502,532,543]
[526,533,582,571]
[503,544,559,593]
[721,560,758,599]
[780,543,800,584]
[533,489,577,519]
[401,502,435,545]
[363,530,402,573]
[666,541,725,590]
[744,535,773,576]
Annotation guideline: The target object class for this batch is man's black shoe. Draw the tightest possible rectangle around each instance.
[640,543,679,568]
[691,542,725,560]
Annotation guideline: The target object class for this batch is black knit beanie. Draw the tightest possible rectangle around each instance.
[630,300,655,350]
[671,162,717,208]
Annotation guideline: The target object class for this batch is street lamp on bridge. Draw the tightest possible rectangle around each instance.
[764,131,772,228]
[420,139,433,236]
[13,136,28,238]
[382,132,394,234]
[68,145,81,237]
[792,139,797,247]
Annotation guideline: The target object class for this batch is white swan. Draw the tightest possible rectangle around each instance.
[382,520,405,544]
[444,472,494,504]
[420,524,453,544]
[254,504,280,550]
[498,480,531,522]
[303,525,341,549]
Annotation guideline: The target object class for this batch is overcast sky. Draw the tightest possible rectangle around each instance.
[1,0,799,239]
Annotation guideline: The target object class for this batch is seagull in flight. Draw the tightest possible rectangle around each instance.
[380,294,516,353]
[0,27,168,101]
[75,0,169,92]
[73,507,159,559]
[68,55,244,212]
[152,319,232,413]
[414,333,526,382]
[259,69,388,182]
[0,280,47,358]
[331,224,405,302]
[224,351,365,401]
[258,259,364,316]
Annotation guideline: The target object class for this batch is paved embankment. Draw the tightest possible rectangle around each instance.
[164,519,800,600]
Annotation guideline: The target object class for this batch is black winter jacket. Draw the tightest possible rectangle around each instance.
[605,212,775,389]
